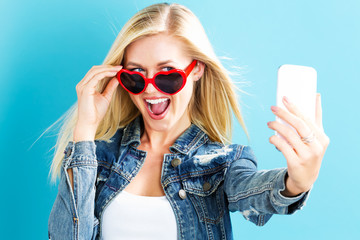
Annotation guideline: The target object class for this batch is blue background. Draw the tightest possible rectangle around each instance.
[1,0,359,239]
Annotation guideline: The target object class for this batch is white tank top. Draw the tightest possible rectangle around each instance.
[101,190,178,240]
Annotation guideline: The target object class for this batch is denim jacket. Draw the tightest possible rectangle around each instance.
[48,116,309,240]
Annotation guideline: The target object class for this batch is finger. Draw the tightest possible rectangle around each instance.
[282,96,318,129]
[77,71,117,96]
[101,77,119,103]
[271,105,313,141]
[269,134,298,161]
[315,93,323,130]
[82,67,122,91]
[84,65,122,86]
[79,65,112,85]
[79,65,122,88]
[282,96,329,146]
[267,120,307,155]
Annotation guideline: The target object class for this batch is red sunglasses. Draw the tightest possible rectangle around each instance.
[117,60,197,95]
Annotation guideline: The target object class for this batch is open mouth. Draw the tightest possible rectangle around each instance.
[145,98,171,116]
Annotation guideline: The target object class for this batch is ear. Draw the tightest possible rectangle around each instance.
[192,61,205,81]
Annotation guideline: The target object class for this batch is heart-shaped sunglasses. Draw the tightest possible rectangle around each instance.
[117,60,197,95]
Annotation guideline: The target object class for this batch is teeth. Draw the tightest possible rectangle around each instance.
[145,98,169,104]
[147,104,153,113]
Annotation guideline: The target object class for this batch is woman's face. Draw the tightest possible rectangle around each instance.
[123,33,203,133]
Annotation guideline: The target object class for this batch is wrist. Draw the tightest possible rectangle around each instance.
[281,174,310,197]
[73,124,97,142]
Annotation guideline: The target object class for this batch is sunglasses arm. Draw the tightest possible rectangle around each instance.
[185,60,198,76]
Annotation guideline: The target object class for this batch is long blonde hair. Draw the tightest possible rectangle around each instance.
[49,3,247,182]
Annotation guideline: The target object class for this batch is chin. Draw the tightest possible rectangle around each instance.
[136,97,190,133]
[143,113,176,131]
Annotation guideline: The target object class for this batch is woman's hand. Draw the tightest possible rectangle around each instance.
[74,65,122,142]
[267,94,330,197]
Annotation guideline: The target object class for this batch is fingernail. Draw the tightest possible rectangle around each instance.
[271,106,278,112]
[267,121,271,126]
[283,96,290,104]
[111,66,122,71]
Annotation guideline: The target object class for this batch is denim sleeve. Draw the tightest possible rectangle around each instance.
[224,145,310,226]
[48,141,99,240]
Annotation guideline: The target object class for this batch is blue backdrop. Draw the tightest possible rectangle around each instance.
[1,0,359,239]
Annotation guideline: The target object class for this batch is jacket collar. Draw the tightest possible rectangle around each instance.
[120,116,209,154]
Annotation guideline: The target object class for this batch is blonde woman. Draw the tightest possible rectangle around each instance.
[48,3,329,240]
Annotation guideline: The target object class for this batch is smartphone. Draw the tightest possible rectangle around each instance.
[276,64,317,137]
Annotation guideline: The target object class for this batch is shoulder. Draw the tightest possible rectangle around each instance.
[94,127,125,164]
[193,140,255,161]
[185,139,256,169]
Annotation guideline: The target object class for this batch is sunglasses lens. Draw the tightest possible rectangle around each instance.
[155,73,184,94]
[120,72,145,94]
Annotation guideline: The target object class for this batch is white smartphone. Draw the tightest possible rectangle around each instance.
[276,64,317,137]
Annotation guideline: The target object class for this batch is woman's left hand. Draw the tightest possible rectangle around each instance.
[267,93,330,197]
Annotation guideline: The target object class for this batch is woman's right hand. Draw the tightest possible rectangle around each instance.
[73,65,122,142]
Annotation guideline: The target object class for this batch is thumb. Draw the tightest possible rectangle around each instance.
[102,77,119,103]
[315,93,323,130]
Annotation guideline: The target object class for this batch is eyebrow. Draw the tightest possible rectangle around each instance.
[157,60,176,66]
[126,60,177,68]
[125,61,142,68]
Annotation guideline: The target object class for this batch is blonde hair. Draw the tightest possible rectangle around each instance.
[49,3,247,182]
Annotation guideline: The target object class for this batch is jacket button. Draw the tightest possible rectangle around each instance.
[203,182,211,191]
[179,189,187,199]
[65,149,72,158]
[171,158,182,168]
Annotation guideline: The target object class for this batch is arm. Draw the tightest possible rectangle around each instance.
[48,64,121,239]
[267,94,330,196]
[48,141,98,240]
[224,146,309,226]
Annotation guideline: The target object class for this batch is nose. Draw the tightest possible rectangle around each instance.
[144,71,158,93]
[144,82,157,93]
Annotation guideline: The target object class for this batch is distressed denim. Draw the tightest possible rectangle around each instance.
[48,116,309,240]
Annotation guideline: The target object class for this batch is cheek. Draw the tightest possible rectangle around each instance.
[129,95,142,108]
[174,81,194,108]
[184,79,195,99]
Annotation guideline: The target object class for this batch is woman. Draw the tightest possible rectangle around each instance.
[48,3,329,240]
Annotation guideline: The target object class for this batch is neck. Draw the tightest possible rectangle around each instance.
[140,118,191,151]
